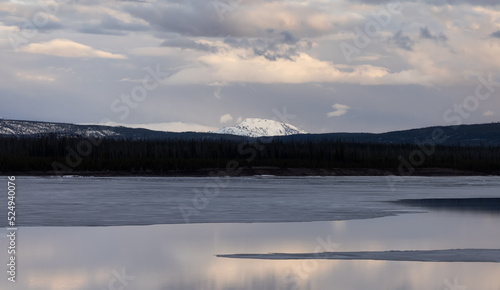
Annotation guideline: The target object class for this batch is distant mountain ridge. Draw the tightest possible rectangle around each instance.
[0,119,237,141]
[1,118,500,146]
[214,118,307,137]
[281,122,500,146]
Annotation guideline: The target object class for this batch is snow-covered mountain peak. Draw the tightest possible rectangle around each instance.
[214,118,307,137]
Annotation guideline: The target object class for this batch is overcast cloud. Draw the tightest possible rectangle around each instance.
[0,0,498,133]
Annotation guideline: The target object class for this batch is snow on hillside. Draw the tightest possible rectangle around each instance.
[214,118,307,137]
[0,119,119,138]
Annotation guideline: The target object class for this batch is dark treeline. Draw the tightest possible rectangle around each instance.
[1,135,500,174]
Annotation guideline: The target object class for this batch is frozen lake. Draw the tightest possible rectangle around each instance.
[2,176,500,226]
[1,176,499,289]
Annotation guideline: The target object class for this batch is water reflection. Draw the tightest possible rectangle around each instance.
[1,210,499,290]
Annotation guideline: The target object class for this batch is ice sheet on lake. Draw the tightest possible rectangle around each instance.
[217,249,500,263]
[3,176,500,226]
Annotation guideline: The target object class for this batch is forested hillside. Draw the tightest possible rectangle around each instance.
[1,135,499,175]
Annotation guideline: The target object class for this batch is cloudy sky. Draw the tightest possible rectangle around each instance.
[0,0,499,133]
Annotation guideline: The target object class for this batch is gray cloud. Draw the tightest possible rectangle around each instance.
[389,31,414,51]
[124,0,336,39]
[116,0,157,2]
[100,14,150,32]
[36,21,65,32]
[251,32,300,61]
[157,31,304,61]
[75,15,149,35]
[490,31,500,39]
[222,31,311,61]
[77,25,128,36]
[3,18,64,32]
[420,27,447,43]
[160,38,220,52]
[125,1,230,37]
[280,31,297,44]
[349,0,499,6]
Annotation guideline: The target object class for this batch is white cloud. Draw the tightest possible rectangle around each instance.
[213,86,223,99]
[483,110,494,116]
[219,114,233,124]
[236,116,243,123]
[163,44,430,85]
[20,39,126,59]
[118,78,142,83]
[327,104,350,117]
[16,72,55,82]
